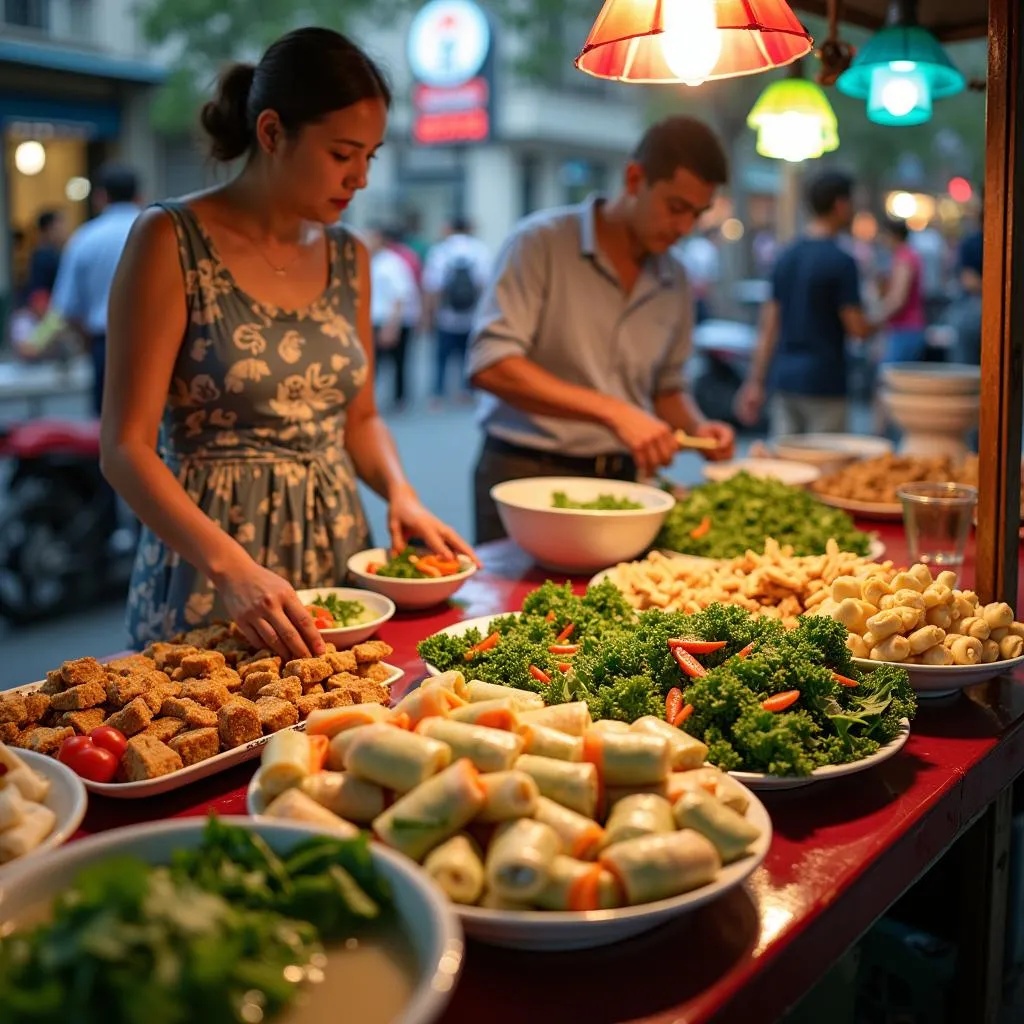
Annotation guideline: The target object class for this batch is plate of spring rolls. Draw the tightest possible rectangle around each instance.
[246,673,772,950]
[0,743,88,873]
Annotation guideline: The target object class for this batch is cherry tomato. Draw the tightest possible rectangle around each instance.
[307,604,334,630]
[89,726,128,759]
[58,737,119,783]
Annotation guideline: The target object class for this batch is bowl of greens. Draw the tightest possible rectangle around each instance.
[296,586,396,645]
[490,477,676,574]
[0,816,464,1024]
[348,548,477,611]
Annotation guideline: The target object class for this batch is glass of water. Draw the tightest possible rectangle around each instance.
[897,482,978,570]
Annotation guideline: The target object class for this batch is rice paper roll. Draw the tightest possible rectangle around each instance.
[305,702,397,738]
[532,796,604,860]
[519,702,592,737]
[588,720,630,735]
[260,730,312,799]
[374,758,485,861]
[449,698,519,731]
[327,728,369,772]
[346,723,451,792]
[672,789,761,863]
[431,671,470,701]
[299,771,386,823]
[263,788,359,838]
[485,818,561,903]
[0,745,49,803]
[467,679,544,711]
[630,717,709,770]
[416,717,524,773]
[0,785,27,832]
[603,781,670,812]
[583,731,671,786]
[394,683,466,727]
[514,754,599,819]
[518,722,584,762]
[602,794,675,850]
[0,802,54,863]
[423,833,485,905]
[480,890,531,911]
[534,856,623,911]
[599,830,721,905]
[667,768,750,814]
[476,770,539,822]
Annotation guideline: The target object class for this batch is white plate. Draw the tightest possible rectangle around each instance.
[422,616,517,677]
[813,491,904,521]
[247,774,770,951]
[347,549,477,611]
[296,586,396,646]
[854,655,1024,695]
[730,719,911,791]
[703,458,821,487]
[773,433,894,468]
[0,749,88,876]
[8,665,404,799]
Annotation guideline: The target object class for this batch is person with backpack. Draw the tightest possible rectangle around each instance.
[422,216,490,409]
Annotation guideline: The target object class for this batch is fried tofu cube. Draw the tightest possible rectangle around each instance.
[140,678,181,715]
[217,700,261,749]
[238,653,281,675]
[103,696,154,737]
[207,667,242,692]
[179,680,232,710]
[105,674,150,708]
[21,726,74,755]
[159,697,219,730]
[168,727,221,767]
[40,670,66,695]
[0,723,21,744]
[146,643,200,671]
[295,690,355,718]
[0,692,28,725]
[212,636,253,667]
[60,657,107,687]
[256,677,302,703]
[358,663,394,684]
[175,650,228,679]
[176,623,232,649]
[344,679,390,706]
[324,650,358,674]
[105,654,156,675]
[241,669,280,701]
[303,684,325,696]
[49,680,107,712]
[59,708,106,735]
[121,734,183,781]
[352,641,393,664]
[23,693,51,723]
[283,657,333,686]
[255,696,300,733]
[325,671,363,692]
[144,717,186,744]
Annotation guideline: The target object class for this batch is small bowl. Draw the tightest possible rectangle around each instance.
[702,458,821,487]
[348,549,477,611]
[295,586,396,646]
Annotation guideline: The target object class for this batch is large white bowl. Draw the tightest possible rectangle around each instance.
[295,586,396,646]
[702,458,821,487]
[881,363,981,395]
[490,477,675,574]
[773,433,894,471]
[348,549,477,611]
[0,749,87,876]
[0,817,464,1024]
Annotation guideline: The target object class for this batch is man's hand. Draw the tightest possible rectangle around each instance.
[607,403,679,478]
[734,381,765,427]
[694,421,735,462]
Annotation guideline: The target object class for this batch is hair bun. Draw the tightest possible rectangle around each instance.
[200,62,256,162]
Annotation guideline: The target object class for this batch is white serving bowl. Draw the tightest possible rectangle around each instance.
[0,817,464,1024]
[490,477,675,573]
[295,586,396,646]
[881,363,981,395]
[0,749,88,877]
[773,433,893,472]
[348,549,477,611]
[702,457,821,487]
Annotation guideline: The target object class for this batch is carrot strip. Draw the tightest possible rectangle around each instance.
[548,644,579,655]
[529,664,551,684]
[761,690,800,713]
[567,864,603,911]
[672,704,694,727]
[308,734,329,773]
[474,709,517,731]
[668,639,726,654]
[571,824,606,862]
[557,663,572,673]
[672,647,707,678]
[545,610,556,622]
[582,732,604,774]
[665,687,683,723]
[833,672,859,688]
[555,623,576,642]
[689,515,711,539]
[464,632,500,660]
[735,642,755,659]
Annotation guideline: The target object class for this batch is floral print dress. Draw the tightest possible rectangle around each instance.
[126,201,371,645]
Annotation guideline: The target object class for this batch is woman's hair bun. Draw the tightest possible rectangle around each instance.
[200,62,256,162]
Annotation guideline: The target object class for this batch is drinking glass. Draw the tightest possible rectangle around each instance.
[897,482,978,571]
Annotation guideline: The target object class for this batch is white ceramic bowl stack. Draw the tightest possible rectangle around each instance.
[879,363,981,459]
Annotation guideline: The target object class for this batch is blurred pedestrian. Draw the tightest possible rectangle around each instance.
[876,217,927,365]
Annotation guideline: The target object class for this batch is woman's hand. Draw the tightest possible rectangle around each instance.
[694,420,736,462]
[388,486,479,565]
[215,557,325,661]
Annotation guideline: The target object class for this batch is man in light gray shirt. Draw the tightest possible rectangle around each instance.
[468,117,735,543]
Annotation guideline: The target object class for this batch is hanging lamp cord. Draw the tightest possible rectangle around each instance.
[816,0,855,86]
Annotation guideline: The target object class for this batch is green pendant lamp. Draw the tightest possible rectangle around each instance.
[836,0,964,126]
[748,65,839,162]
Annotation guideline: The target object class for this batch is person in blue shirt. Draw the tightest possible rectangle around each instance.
[735,170,873,436]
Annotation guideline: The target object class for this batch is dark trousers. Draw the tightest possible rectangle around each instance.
[434,328,470,398]
[374,325,411,405]
[473,436,638,545]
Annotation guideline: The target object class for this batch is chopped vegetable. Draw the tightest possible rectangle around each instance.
[665,687,683,723]
[672,704,694,727]
[555,623,576,642]
[373,547,466,580]
[689,515,712,539]
[551,492,644,511]
[464,631,501,660]
[672,647,708,679]
[833,672,860,688]
[668,639,727,655]
[761,690,801,713]
[307,593,372,628]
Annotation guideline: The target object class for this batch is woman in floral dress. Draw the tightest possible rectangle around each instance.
[100,28,474,660]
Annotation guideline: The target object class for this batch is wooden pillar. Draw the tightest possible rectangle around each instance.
[975,0,1024,606]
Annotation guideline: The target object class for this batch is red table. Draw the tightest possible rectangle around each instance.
[73,526,1024,1024]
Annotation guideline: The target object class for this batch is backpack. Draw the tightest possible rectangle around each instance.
[441,256,480,314]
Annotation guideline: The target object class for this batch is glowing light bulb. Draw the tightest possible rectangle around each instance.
[661,0,722,86]
[756,113,827,162]
[880,75,920,117]
[14,141,45,176]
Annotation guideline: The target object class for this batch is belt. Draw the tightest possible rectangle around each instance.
[484,435,636,478]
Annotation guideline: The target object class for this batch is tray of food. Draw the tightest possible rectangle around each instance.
[247,685,771,950]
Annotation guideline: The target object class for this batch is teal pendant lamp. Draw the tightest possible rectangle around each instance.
[836,0,964,126]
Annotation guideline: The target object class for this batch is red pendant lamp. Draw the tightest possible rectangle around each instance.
[575,0,813,85]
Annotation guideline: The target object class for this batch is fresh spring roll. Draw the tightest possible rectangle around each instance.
[603,781,670,811]
[300,771,386,823]
[484,817,562,903]
[582,731,671,787]
[374,758,486,861]
[262,787,359,838]
[534,855,623,912]
[432,670,470,701]
[599,830,721,905]
[327,727,369,772]
[518,702,592,737]
[630,717,709,771]
[394,683,467,727]
[305,702,397,738]
[416,717,524,773]
[532,795,604,860]
[518,722,584,762]
[449,698,519,731]
[589,720,631,735]
[476,770,540,822]
[480,890,531,911]
[0,744,49,803]
[0,802,55,863]
[672,789,761,863]
[467,679,544,711]
[602,794,675,850]
[666,768,750,815]
[0,785,27,832]
[260,730,312,799]
[346,724,452,792]
[514,754,599,819]
[423,834,485,905]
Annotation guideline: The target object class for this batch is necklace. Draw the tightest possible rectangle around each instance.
[251,240,305,277]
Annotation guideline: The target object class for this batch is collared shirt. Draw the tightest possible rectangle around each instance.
[422,232,491,334]
[466,194,693,457]
[50,203,140,335]
[370,247,421,327]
